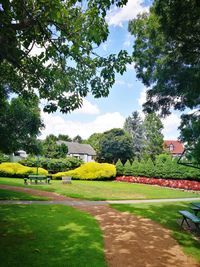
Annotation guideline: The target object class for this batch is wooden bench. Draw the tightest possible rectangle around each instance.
[62,176,72,184]
[24,175,51,185]
[178,210,200,230]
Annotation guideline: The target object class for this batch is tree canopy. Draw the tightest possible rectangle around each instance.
[1,0,130,113]
[0,97,43,154]
[98,128,133,163]
[129,0,200,160]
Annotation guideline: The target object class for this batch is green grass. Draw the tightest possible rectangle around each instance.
[0,205,107,267]
[0,189,49,200]
[0,177,200,200]
[111,201,200,262]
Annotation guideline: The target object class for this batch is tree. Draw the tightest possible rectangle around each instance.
[85,133,103,156]
[0,0,130,113]
[42,135,68,158]
[73,135,83,143]
[98,128,133,164]
[143,113,164,161]
[129,0,200,159]
[123,111,145,159]
[58,134,72,142]
[0,97,43,154]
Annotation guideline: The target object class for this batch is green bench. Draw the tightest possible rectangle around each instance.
[178,210,200,230]
[24,175,51,185]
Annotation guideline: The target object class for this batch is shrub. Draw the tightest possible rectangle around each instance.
[20,156,82,173]
[144,158,155,177]
[0,152,10,163]
[131,159,140,176]
[0,162,48,178]
[53,162,116,180]
[115,159,124,176]
[123,160,133,176]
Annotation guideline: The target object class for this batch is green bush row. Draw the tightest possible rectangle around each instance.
[19,156,82,173]
[53,162,116,180]
[116,154,200,180]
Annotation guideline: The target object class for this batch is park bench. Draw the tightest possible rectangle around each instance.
[24,175,51,185]
[178,210,200,230]
[62,176,72,184]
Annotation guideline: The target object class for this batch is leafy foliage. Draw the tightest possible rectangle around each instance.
[123,160,133,176]
[115,159,124,176]
[143,113,164,161]
[98,128,133,163]
[53,162,116,180]
[41,135,68,158]
[20,156,82,174]
[129,0,200,160]
[0,0,130,113]
[0,97,43,154]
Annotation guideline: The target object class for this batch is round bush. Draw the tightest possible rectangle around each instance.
[53,162,116,180]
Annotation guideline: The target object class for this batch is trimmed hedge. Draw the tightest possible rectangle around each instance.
[116,154,200,181]
[20,156,82,173]
[53,162,116,180]
[0,162,48,178]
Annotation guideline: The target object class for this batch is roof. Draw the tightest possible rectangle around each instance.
[57,141,96,156]
[164,140,184,154]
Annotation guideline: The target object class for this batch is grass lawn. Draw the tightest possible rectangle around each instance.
[0,177,200,200]
[0,178,200,200]
[111,201,200,262]
[0,188,49,200]
[0,205,107,267]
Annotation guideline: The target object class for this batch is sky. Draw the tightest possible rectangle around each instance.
[40,0,181,141]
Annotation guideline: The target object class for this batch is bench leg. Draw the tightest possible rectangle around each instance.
[24,178,28,185]
[181,217,190,228]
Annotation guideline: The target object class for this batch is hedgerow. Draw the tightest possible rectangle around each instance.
[53,162,116,180]
[0,162,48,178]
[20,156,82,173]
[116,154,200,181]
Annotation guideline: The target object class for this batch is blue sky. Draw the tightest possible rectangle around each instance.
[40,0,181,140]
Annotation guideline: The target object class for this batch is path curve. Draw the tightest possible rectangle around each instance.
[0,185,199,267]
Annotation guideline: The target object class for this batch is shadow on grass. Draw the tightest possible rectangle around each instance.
[112,202,200,262]
[0,205,107,267]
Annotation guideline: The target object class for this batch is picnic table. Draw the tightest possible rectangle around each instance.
[24,175,51,185]
[191,203,200,215]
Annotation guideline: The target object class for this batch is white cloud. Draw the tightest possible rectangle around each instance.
[40,112,125,139]
[123,33,133,47]
[115,79,133,88]
[161,114,181,140]
[126,62,135,70]
[106,0,149,26]
[137,88,181,139]
[74,99,100,115]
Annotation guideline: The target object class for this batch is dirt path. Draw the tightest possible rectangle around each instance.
[0,185,199,267]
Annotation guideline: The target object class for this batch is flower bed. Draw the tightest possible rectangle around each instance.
[116,176,200,191]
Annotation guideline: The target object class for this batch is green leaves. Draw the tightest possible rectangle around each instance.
[1,0,130,113]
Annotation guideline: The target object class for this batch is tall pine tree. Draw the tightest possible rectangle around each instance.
[123,111,145,160]
[143,113,164,161]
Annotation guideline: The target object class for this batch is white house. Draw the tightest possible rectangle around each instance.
[57,141,96,162]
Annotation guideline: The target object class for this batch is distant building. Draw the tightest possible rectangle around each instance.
[164,140,184,157]
[57,141,96,162]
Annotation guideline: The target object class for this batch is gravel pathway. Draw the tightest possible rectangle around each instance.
[1,184,200,267]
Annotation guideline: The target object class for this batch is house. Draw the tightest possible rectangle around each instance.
[164,140,184,157]
[57,141,96,162]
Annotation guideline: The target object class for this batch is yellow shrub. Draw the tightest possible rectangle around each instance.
[0,162,48,178]
[53,162,116,180]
